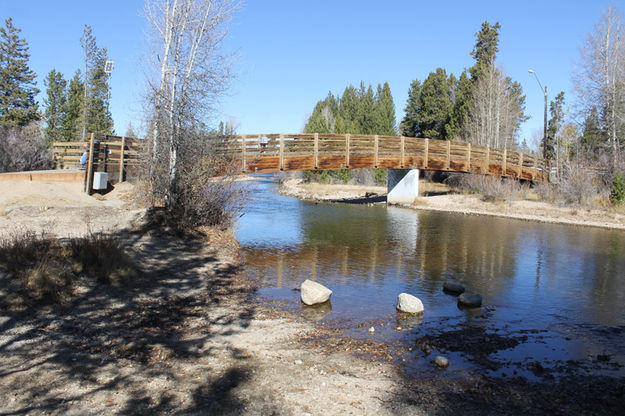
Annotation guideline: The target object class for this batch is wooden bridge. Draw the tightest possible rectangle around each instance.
[216,133,550,182]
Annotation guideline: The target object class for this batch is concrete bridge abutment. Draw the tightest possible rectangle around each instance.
[387,169,419,205]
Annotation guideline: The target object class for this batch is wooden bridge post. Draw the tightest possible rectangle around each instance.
[279,134,284,170]
[502,148,507,176]
[424,138,429,169]
[314,133,319,169]
[85,133,96,194]
[518,153,523,178]
[345,134,350,168]
[241,135,247,173]
[118,136,126,183]
[466,142,471,173]
[446,140,451,170]
[400,136,405,168]
[485,146,490,174]
[374,135,379,168]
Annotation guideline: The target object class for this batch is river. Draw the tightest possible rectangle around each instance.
[236,177,625,379]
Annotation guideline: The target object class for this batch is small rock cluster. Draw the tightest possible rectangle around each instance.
[299,278,485,372]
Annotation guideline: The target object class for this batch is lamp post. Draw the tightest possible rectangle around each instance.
[528,69,549,162]
[104,61,114,127]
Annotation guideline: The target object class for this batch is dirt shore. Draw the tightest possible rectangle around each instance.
[0,180,424,415]
[279,178,625,230]
[1,180,624,415]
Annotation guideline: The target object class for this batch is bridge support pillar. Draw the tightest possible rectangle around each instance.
[387,169,419,204]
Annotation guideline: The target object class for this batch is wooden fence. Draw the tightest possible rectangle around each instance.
[53,134,143,194]
[213,133,550,182]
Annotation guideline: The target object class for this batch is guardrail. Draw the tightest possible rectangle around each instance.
[213,133,550,182]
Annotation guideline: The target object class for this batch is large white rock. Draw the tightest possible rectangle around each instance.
[396,293,424,314]
[300,279,332,305]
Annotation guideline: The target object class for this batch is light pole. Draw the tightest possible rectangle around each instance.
[104,60,114,130]
[528,69,548,162]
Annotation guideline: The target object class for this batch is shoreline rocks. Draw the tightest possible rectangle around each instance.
[300,279,332,305]
[396,293,424,314]
[443,281,466,295]
[458,293,482,308]
[435,355,449,369]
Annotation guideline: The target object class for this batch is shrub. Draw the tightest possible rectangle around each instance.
[446,173,525,202]
[0,232,140,307]
[0,122,53,172]
[67,233,140,286]
[611,173,625,205]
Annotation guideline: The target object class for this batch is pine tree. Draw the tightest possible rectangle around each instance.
[62,70,85,141]
[446,70,472,140]
[544,91,565,160]
[81,25,113,136]
[43,69,67,142]
[400,79,422,136]
[338,86,359,133]
[357,83,376,134]
[469,21,501,81]
[580,106,604,153]
[304,92,338,133]
[415,68,454,141]
[0,18,39,127]
[375,82,396,136]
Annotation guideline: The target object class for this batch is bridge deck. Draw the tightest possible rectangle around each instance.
[216,134,549,182]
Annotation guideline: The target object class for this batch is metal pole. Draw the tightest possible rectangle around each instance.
[529,70,548,160]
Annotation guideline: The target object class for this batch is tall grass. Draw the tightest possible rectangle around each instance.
[0,232,140,308]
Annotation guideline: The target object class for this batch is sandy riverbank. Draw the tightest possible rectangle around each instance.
[0,180,423,415]
[279,178,625,231]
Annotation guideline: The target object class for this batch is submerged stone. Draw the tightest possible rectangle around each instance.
[458,293,482,308]
[443,280,466,295]
[396,293,424,314]
[300,279,332,305]
[435,355,449,369]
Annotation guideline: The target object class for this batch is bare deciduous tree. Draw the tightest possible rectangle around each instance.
[143,0,241,224]
[466,63,527,149]
[573,5,625,168]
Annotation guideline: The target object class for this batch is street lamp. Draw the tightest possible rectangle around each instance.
[528,69,548,161]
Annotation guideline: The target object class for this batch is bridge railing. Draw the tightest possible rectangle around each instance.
[212,133,550,181]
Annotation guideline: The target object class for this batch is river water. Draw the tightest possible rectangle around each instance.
[236,177,625,379]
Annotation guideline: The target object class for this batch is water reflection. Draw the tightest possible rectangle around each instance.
[237,178,625,373]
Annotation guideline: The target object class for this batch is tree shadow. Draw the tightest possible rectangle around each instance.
[0,210,268,415]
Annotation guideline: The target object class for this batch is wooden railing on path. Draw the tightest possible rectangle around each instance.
[213,133,550,182]
[53,134,143,194]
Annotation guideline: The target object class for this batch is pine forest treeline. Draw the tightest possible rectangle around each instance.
[0,19,114,147]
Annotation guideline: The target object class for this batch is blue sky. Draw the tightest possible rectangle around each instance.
[1,0,620,147]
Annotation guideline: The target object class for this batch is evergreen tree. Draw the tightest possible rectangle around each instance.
[357,82,376,134]
[0,18,39,127]
[304,92,338,133]
[469,21,501,81]
[580,106,604,153]
[415,68,454,141]
[375,82,396,136]
[446,70,472,140]
[338,86,359,133]
[62,70,85,141]
[545,91,565,160]
[81,25,113,136]
[43,69,67,142]
[400,79,422,136]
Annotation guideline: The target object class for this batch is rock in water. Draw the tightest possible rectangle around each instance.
[443,280,466,295]
[300,279,332,305]
[435,356,449,369]
[396,293,424,314]
[458,293,482,308]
